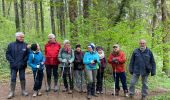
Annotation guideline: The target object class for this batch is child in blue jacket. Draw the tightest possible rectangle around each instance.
[28,43,45,97]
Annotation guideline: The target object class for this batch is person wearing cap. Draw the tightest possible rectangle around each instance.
[83,43,100,99]
[28,43,45,97]
[129,39,156,100]
[58,40,75,94]
[44,33,61,92]
[108,44,128,97]
[95,46,106,94]
[73,44,86,93]
[6,32,29,99]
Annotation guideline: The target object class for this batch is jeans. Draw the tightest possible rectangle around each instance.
[10,68,25,82]
[61,67,73,90]
[46,65,58,86]
[129,74,148,96]
[74,70,85,91]
[86,69,97,83]
[33,69,44,91]
[113,72,128,92]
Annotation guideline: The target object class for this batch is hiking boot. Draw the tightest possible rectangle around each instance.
[87,95,91,99]
[7,82,16,99]
[68,90,73,94]
[100,91,104,94]
[54,85,58,92]
[20,80,28,96]
[115,89,119,96]
[32,91,37,97]
[96,91,100,94]
[141,96,147,100]
[124,93,129,97]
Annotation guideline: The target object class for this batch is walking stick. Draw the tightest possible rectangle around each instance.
[80,65,83,95]
[43,66,49,100]
[113,67,116,96]
[58,63,65,95]
[69,63,73,98]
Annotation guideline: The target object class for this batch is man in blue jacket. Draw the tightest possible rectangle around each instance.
[6,32,29,99]
[129,39,156,100]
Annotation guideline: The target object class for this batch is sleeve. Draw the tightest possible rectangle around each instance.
[150,51,156,75]
[23,44,29,63]
[83,52,91,65]
[108,53,113,64]
[69,50,75,63]
[27,54,36,69]
[129,51,135,73]
[117,52,126,64]
[6,43,14,63]
[58,49,63,62]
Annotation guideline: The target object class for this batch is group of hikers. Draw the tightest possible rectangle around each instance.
[5,32,156,100]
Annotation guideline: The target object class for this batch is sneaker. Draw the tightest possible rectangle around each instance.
[100,91,103,94]
[62,88,68,92]
[87,95,91,99]
[37,90,42,96]
[124,93,129,97]
[96,91,100,94]
[54,85,58,92]
[32,91,37,97]
[68,90,73,94]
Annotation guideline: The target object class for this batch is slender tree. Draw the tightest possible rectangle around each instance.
[20,0,25,33]
[14,0,20,32]
[34,0,39,33]
[2,0,5,17]
[50,0,56,35]
[40,0,44,34]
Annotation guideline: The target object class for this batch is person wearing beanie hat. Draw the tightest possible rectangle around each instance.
[58,40,75,94]
[28,43,45,97]
[108,44,128,97]
[44,33,61,92]
[83,43,100,99]
[95,46,106,94]
[73,44,86,93]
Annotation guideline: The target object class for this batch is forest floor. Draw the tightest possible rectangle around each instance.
[0,73,170,100]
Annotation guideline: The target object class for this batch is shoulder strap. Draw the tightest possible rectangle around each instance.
[32,53,35,62]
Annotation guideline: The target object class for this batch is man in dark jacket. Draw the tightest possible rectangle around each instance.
[6,32,29,99]
[129,39,156,100]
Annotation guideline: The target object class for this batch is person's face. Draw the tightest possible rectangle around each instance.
[139,40,146,47]
[36,44,40,51]
[88,47,93,52]
[16,34,24,42]
[65,43,71,48]
[98,49,102,54]
[48,36,55,43]
[113,46,119,52]
[76,47,81,52]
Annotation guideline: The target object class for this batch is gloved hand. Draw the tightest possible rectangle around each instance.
[94,60,97,63]
[36,64,40,69]
[41,62,44,65]
[91,60,95,64]
[112,58,117,62]
[62,59,67,63]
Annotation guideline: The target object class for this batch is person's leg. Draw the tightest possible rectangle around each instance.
[96,69,100,93]
[119,72,128,96]
[113,72,120,95]
[53,66,58,92]
[19,68,28,96]
[7,69,18,99]
[86,70,93,99]
[46,66,52,91]
[129,74,140,97]
[74,70,79,91]
[63,67,68,91]
[141,75,148,99]
[37,70,43,96]
[100,70,104,93]
[32,70,38,97]
[68,66,73,94]
[91,70,97,96]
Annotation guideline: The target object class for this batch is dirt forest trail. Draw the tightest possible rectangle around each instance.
[0,73,170,100]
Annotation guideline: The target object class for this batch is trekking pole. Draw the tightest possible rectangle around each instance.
[58,63,65,95]
[80,64,83,95]
[69,63,73,98]
[43,66,49,100]
[113,66,116,96]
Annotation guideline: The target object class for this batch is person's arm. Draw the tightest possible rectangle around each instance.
[129,51,135,74]
[116,51,126,64]
[6,43,14,63]
[108,53,113,64]
[83,52,91,65]
[27,54,37,69]
[150,51,156,76]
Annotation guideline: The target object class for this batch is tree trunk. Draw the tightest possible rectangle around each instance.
[83,0,89,18]
[34,0,39,34]
[50,0,56,35]
[14,0,20,32]
[20,0,25,33]
[59,0,65,38]
[40,0,44,34]
[2,0,5,17]
[161,0,170,75]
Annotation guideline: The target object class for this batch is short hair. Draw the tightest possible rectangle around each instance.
[140,39,146,43]
[15,32,24,37]
[48,33,55,39]
[63,40,70,45]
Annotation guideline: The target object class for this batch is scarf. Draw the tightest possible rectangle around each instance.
[98,51,105,59]
[64,45,71,54]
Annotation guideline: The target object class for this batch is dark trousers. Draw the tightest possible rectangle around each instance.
[10,68,25,82]
[113,72,128,92]
[33,69,44,91]
[96,68,104,92]
[46,65,58,85]
[61,67,73,90]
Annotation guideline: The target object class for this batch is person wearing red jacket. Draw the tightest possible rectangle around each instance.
[44,33,61,92]
[108,44,128,97]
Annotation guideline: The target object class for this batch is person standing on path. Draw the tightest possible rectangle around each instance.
[6,32,29,99]
[44,33,61,92]
[129,39,156,100]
